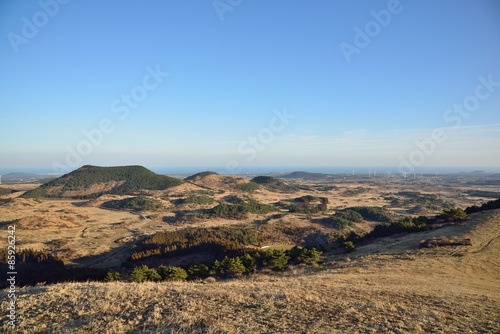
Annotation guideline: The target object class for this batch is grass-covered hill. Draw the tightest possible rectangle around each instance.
[22,165,182,199]
[251,176,299,193]
[184,171,218,181]
[184,172,260,193]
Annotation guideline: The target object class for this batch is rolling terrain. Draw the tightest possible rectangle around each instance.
[1,166,499,332]
[1,209,498,333]
[1,167,498,269]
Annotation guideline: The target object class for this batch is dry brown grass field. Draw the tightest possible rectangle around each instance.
[0,174,495,269]
[1,209,499,333]
[1,172,499,333]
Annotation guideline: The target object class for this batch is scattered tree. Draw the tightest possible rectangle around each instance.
[157,265,188,281]
[130,265,161,282]
[296,247,322,264]
[218,256,246,275]
[437,207,468,221]
[262,249,290,270]
[343,241,355,252]
[104,271,121,282]
[240,253,257,272]
[188,264,210,278]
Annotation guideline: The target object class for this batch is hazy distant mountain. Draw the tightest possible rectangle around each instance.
[278,171,331,180]
[1,172,41,182]
[459,170,487,175]
[22,165,182,199]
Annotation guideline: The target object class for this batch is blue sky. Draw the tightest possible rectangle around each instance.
[1,0,499,174]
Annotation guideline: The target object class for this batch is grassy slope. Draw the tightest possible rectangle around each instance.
[2,210,499,333]
[251,176,298,193]
[22,165,181,198]
[184,171,218,181]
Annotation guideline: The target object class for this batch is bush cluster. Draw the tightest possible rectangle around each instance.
[235,182,261,192]
[368,216,428,239]
[102,195,163,212]
[208,198,277,219]
[290,196,328,214]
[465,198,500,214]
[387,191,454,210]
[347,206,393,223]
[341,187,371,197]
[324,216,355,230]
[436,207,468,221]
[122,246,322,282]
[322,208,364,230]
[130,265,188,282]
[178,195,215,205]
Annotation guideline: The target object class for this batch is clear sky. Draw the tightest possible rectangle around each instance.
[1,0,499,174]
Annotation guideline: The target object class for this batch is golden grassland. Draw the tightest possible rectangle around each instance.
[2,209,499,333]
[0,176,491,269]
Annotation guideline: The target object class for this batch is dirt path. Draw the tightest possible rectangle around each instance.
[349,209,500,299]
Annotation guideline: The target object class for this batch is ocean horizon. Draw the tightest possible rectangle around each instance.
[1,165,499,177]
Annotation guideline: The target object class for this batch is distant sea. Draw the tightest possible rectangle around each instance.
[151,166,500,176]
[0,166,498,176]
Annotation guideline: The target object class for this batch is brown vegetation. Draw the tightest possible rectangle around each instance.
[1,210,499,333]
[1,171,500,332]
